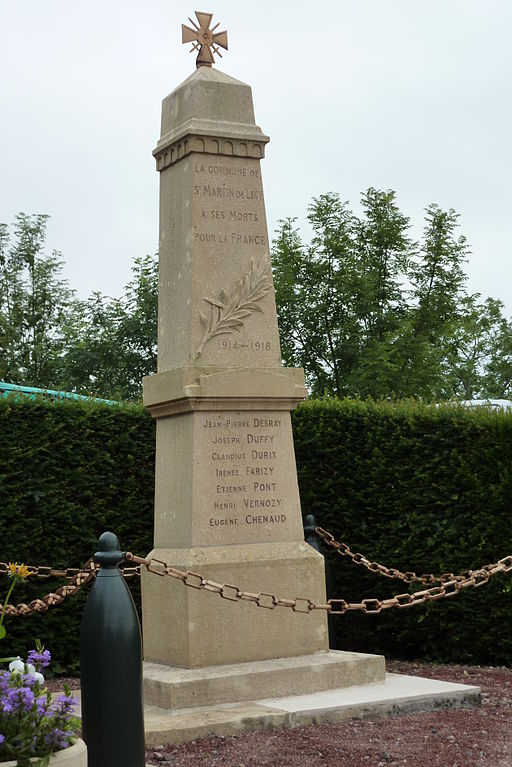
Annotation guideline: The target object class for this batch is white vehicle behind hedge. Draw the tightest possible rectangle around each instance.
[457,399,512,412]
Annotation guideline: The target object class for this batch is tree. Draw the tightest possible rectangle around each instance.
[444,295,512,399]
[272,196,359,396]
[0,214,158,401]
[271,189,512,401]
[273,189,414,397]
[393,205,471,399]
[348,188,413,397]
[0,214,78,387]
[481,308,512,399]
[59,255,158,401]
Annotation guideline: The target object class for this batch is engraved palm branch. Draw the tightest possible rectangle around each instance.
[194,259,272,360]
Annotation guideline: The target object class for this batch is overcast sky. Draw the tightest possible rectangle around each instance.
[1,1,511,312]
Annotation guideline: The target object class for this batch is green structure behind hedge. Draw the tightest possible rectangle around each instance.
[1,395,511,672]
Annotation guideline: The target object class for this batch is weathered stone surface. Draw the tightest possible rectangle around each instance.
[143,651,386,709]
[142,64,328,668]
[150,410,305,549]
[153,68,275,373]
[141,542,328,667]
[142,673,481,747]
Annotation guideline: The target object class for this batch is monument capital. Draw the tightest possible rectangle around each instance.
[153,67,270,173]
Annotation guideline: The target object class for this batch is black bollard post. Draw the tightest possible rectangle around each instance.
[80,531,145,767]
[303,513,322,554]
[303,514,337,650]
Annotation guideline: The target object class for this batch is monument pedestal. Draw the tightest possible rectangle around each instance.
[143,650,386,709]
[142,658,480,747]
[141,366,329,667]
[142,542,327,668]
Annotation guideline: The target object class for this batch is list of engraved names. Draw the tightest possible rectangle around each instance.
[201,412,292,536]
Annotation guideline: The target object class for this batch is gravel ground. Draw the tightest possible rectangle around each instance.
[49,660,512,766]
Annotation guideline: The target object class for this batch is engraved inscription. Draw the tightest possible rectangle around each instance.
[230,232,266,245]
[216,467,240,476]
[229,211,261,222]
[203,418,250,428]
[199,209,263,223]
[203,414,289,532]
[210,516,238,525]
[193,184,261,200]
[251,450,277,460]
[194,162,260,178]
[211,451,246,460]
[245,466,274,476]
[194,260,272,360]
[192,231,266,245]
[247,434,275,443]
[220,339,272,353]
[201,209,226,219]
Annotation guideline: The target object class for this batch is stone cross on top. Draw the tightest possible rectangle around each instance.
[182,11,228,68]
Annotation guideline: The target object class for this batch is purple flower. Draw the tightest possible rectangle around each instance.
[0,647,79,760]
[27,649,51,669]
[44,728,70,749]
[0,671,10,694]
[51,694,76,716]
[21,673,37,688]
[7,686,35,712]
[35,695,48,715]
[0,694,13,714]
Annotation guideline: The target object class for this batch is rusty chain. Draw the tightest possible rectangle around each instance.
[0,562,140,580]
[125,552,324,612]
[0,561,140,617]
[125,547,512,615]
[0,560,97,617]
[3,533,512,619]
[0,563,83,580]
[315,526,512,586]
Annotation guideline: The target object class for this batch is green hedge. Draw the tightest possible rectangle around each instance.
[0,396,155,674]
[293,398,512,665]
[1,395,512,671]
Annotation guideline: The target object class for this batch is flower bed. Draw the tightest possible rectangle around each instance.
[0,655,82,766]
[1,564,84,766]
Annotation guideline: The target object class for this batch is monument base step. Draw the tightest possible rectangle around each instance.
[143,650,385,710]
[144,672,481,746]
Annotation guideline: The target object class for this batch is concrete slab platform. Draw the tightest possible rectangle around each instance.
[143,672,481,746]
[144,650,385,710]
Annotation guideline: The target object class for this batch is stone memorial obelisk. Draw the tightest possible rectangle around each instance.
[141,11,329,669]
[137,16,478,737]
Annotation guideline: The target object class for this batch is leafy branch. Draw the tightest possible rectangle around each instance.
[194,259,272,360]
